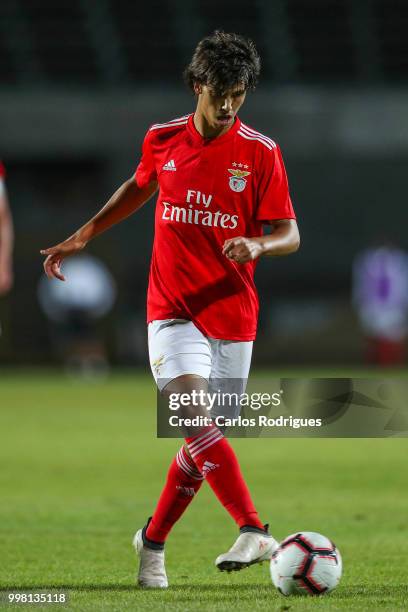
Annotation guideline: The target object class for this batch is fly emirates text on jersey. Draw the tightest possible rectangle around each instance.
[161,189,239,230]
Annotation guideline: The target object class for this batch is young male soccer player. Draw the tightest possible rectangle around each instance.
[41,31,300,588]
[0,161,14,297]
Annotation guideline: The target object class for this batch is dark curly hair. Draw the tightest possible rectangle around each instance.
[184,31,261,95]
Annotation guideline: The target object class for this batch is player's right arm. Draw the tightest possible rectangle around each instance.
[41,177,158,281]
[0,171,14,295]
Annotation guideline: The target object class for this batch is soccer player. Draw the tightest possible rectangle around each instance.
[0,161,14,297]
[41,31,300,588]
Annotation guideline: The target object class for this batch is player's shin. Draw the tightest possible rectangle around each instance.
[186,424,265,531]
[144,445,204,546]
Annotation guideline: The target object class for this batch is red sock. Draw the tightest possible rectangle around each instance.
[145,446,204,544]
[186,425,264,530]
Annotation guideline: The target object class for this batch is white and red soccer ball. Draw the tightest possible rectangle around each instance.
[270,531,342,596]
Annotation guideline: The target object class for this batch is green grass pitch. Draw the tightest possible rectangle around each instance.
[0,370,407,611]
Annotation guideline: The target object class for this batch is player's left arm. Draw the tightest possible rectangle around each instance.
[223,219,300,264]
[0,179,14,295]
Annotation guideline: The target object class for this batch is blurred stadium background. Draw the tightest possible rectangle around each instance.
[1,0,408,367]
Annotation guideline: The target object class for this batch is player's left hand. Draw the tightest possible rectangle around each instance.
[222,237,263,264]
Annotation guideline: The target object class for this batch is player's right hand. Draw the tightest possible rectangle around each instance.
[40,237,86,281]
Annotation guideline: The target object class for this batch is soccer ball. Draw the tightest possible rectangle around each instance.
[270,531,342,596]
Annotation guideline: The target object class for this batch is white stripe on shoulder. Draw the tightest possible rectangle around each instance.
[240,123,276,146]
[168,114,190,123]
[153,114,189,125]
[240,124,277,148]
[150,120,188,131]
[150,115,189,131]
[237,129,274,150]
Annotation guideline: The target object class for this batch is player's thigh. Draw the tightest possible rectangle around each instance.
[148,319,212,391]
[209,339,253,380]
[208,339,253,419]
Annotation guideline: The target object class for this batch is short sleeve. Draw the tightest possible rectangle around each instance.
[256,145,296,222]
[134,130,157,188]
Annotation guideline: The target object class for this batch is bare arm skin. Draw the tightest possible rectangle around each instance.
[41,177,158,280]
[222,219,300,264]
[0,187,14,295]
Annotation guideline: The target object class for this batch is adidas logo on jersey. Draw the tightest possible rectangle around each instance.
[201,460,220,476]
[162,159,177,171]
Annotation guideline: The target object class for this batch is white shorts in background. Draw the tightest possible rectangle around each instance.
[148,319,253,392]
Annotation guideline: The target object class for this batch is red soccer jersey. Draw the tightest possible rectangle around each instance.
[135,113,295,341]
[0,161,5,179]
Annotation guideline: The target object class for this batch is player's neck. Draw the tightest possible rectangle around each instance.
[193,111,232,140]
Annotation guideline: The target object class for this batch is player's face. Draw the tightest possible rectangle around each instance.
[195,83,247,133]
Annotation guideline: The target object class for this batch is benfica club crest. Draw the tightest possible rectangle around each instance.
[228,167,251,192]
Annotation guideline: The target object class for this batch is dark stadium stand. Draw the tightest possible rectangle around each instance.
[1,0,408,87]
[378,0,408,79]
[25,0,97,84]
[287,0,355,80]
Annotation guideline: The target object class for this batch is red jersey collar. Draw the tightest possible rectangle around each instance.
[187,113,241,146]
